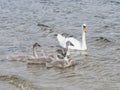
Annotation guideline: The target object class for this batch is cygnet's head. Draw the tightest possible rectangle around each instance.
[33,43,41,48]
[66,41,74,47]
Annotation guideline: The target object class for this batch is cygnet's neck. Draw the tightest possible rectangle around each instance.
[64,42,70,62]
[33,47,38,58]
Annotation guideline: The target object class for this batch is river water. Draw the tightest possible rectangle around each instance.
[0,0,120,90]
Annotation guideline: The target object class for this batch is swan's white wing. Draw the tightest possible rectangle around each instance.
[57,34,66,48]
[57,34,82,50]
[66,37,82,50]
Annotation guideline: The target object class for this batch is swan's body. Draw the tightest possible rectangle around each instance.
[46,41,77,68]
[8,43,40,61]
[57,24,87,50]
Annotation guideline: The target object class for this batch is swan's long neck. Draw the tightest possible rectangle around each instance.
[82,28,87,50]
[33,47,38,58]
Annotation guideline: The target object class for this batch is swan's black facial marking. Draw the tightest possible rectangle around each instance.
[83,25,86,28]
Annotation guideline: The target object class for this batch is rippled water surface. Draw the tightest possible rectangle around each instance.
[0,0,120,90]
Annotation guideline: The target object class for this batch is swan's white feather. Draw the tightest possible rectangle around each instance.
[57,34,66,48]
[57,34,82,50]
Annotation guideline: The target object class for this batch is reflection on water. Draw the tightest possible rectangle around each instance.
[0,0,120,90]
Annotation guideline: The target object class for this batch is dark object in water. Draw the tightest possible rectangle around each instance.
[62,33,73,37]
[95,37,111,42]
[37,23,49,27]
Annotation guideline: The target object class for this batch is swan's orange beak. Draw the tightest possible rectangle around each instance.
[83,26,87,33]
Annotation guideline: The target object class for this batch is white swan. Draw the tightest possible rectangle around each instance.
[8,43,40,61]
[57,24,87,50]
[46,41,77,68]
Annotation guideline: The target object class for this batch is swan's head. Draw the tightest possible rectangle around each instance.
[33,43,41,48]
[82,24,87,33]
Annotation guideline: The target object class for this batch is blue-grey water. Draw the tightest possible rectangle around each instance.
[0,0,120,90]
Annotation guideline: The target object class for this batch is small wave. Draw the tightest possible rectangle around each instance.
[110,1,120,5]
[0,75,40,90]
